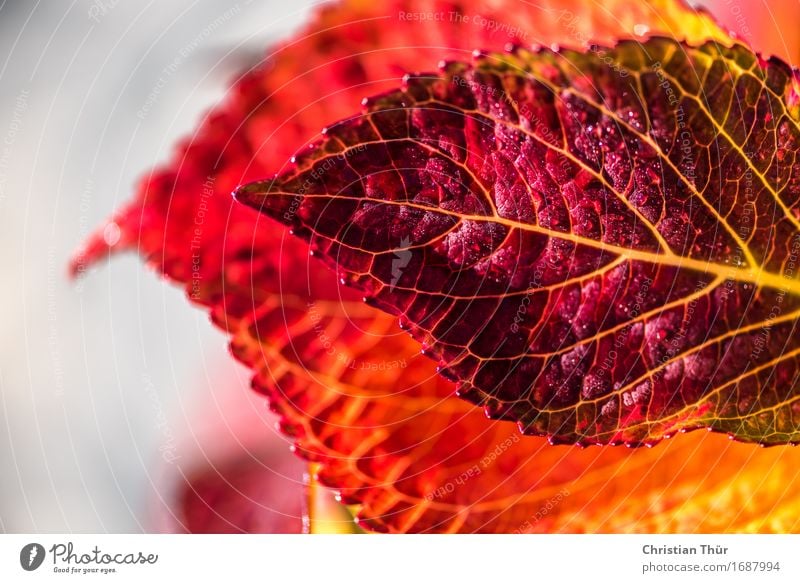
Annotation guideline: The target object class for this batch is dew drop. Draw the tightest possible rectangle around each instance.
[633,23,650,37]
[103,222,121,247]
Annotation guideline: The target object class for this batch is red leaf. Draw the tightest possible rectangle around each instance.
[237,38,800,446]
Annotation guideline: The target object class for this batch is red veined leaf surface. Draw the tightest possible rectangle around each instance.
[72,0,800,533]
[703,0,800,65]
[237,37,800,447]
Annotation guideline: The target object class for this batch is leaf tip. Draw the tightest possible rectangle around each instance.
[68,219,125,280]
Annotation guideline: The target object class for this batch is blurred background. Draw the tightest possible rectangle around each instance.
[0,0,796,533]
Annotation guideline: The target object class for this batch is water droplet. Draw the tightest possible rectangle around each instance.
[633,24,650,37]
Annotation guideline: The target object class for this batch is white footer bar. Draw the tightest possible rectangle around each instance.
[1,534,797,582]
